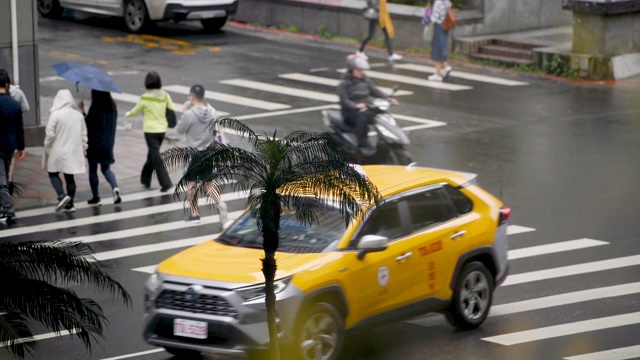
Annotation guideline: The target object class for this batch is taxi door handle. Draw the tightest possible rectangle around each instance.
[451,230,467,239]
[396,252,413,262]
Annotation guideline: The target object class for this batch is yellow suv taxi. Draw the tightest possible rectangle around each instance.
[143,165,510,359]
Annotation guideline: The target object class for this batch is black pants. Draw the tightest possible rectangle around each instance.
[343,109,370,147]
[359,19,394,56]
[0,151,14,214]
[48,172,76,204]
[141,132,172,188]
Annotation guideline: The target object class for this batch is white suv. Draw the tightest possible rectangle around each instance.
[37,0,239,32]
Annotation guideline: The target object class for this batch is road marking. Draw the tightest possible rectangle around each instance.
[502,254,640,286]
[0,191,248,239]
[393,114,447,129]
[17,187,179,219]
[482,311,640,346]
[564,345,640,360]
[164,84,290,111]
[490,282,640,316]
[508,239,608,260]
[220,79,338,102]
[132,265,158,274]
[111,92,230,116]
[102,34,220,55]
[506,225,536,235]
[234,104,340,121]
[63,209,243,244]
[93,235,213,261]
[0,329,77,347]
[100,349,165,360]
[337,69,472,91]
[394,63,530,86]
[278,73,414,96]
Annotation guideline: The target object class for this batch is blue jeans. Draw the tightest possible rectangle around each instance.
[88,160,119,198]
[0,151,14,215]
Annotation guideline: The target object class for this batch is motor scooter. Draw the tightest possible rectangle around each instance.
[322,94,413,165]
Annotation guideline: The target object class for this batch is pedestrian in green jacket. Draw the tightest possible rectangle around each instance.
[125,71,174,192]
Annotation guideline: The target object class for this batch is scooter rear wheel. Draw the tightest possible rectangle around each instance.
[388,147,413,165]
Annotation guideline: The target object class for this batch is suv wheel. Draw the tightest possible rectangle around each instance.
[124,0,150,33]
[294,303,344,360]
[37,0,64,19]
[201,17,228,32]
[445,261,494,330]
[163,346,200,358]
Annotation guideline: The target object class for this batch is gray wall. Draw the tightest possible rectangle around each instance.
[233,0,573,48]
[0,0,41,146]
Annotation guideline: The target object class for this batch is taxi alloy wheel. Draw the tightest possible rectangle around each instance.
[37,0,63,18]
[124,0,148,33]
[296,303,345,360]
[446,261,494,330]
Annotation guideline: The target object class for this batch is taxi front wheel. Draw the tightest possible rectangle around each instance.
[445,261,494,330]
[294,302,345,360]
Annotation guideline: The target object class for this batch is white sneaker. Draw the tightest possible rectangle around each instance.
[443,66,452,78]
[389,53,403,62]
[428,74,443,82]
[55,195,71,212]
[113,187,122,204]
[356,51,368,60]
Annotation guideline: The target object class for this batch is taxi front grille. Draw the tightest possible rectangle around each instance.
[156,290,238,319]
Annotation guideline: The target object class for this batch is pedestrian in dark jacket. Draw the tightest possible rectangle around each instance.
[0,71,25,223]
[81,90,121,206]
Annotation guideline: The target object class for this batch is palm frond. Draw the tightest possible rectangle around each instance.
[211,118,262,148]
[0,310,35,359]
[0,241,131,305]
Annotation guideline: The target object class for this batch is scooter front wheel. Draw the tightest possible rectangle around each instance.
[388,147,413,165]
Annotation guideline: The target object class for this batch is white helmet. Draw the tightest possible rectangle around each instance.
[346,53,370,70]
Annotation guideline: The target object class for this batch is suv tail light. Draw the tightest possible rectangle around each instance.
[498,206,511,226]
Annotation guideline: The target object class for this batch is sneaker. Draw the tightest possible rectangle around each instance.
[113,188,122,204]
[389,53,403,62]
[0,213,16,223]
[355,51,368,60]
[87,197,101,206]
[428,74,443,82]
[62,203,76,213]
[443,66,453,79]
[55,195,71,212]
[185,214,201,224]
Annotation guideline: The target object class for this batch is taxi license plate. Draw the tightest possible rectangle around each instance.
[174,319,207,339]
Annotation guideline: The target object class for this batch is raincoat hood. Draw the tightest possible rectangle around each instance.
[142,89,166,99]
[50,89,77,113]
[190,103,216,124]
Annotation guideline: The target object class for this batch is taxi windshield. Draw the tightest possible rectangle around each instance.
[216,206,346,253]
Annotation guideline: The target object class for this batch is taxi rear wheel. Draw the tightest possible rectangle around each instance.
[294,302,345,360]
[445,261,494,330]
[163,346,200,358]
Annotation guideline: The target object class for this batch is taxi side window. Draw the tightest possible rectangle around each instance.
[358,202,407,242]
[444,184,473,215]
[406,188,452,233]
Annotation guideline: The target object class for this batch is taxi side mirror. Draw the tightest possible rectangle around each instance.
[357,235,388,260]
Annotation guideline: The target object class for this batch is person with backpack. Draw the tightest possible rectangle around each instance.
[357,0,403,62]
[428,0,453,82]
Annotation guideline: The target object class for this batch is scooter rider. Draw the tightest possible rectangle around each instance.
[337,53,398,148]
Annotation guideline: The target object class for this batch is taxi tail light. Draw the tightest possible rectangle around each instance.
[499,206,511,226]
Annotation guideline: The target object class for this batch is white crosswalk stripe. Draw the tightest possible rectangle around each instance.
[220,78,339,102]
[337,68,472,91]
[393,63,530,86]
[278,73,414,96]
[564,345,640,360]
[164,84,291,111]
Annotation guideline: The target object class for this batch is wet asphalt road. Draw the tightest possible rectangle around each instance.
[13,11,640,360]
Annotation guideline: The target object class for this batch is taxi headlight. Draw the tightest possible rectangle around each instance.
[147,272,161,294]
[236,277,291,301]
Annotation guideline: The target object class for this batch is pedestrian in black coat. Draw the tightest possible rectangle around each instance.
[81,90,121,206]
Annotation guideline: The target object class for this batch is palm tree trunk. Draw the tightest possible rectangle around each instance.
[262,251,280,360]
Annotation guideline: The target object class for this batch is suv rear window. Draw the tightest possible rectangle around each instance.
[444,184,473,215]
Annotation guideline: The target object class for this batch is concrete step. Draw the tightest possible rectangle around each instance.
[469,52,533,66]
[477,44,533,60]
[490,38,538,50]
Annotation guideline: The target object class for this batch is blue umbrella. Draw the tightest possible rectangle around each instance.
[52,62,122,93]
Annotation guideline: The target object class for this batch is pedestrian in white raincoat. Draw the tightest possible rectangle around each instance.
[44,89,88,212]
